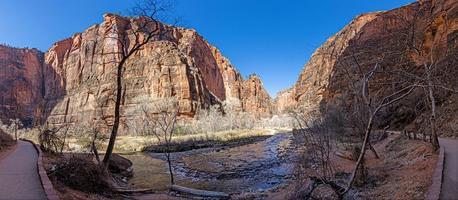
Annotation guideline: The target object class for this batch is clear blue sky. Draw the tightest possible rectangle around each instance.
[0,0,415,97]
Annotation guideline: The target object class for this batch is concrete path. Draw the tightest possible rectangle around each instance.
[439,138,458,200]
[0,140,46,200]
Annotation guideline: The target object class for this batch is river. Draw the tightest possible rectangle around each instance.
[123,132,297,195]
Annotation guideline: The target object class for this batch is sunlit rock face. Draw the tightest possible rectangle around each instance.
[0,14,274,130]
[241,74,273,118]
[290,0,458,132]
[41,14,217,131]
[274,88,295,114]
[0,45,44,126]
[42,14,275,131]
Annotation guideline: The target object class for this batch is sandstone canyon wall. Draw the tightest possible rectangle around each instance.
[0,45,44,126]
[285,0,458,134]
[241,74,273,118]
[0,14,273,131]
[273,88,295,114]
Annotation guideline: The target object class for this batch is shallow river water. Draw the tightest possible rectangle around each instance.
[123,132,296,194]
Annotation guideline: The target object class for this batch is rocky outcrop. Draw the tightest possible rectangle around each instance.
[241,74,273,118]
[289,0,458,133]
[0,45,44,126]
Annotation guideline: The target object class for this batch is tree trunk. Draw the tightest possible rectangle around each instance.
[427,66,440,151]
[103,61,124,167]
[368,141,379,159]
[166,153,175,185]
[14,124,17,141]
[345,115,374,193]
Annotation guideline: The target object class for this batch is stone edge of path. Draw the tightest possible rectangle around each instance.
[20,139,60,200]
[425,146,445,200]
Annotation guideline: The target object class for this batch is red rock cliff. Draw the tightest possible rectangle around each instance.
[241,74,273,118]
[0,14,272,130]
[0,45,44,126]
[288,0,458,133]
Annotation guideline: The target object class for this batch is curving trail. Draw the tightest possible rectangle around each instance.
[439,138,458,200]
[0,140,46,200]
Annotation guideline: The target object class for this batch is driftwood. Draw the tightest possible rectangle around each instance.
[171,185,229,199]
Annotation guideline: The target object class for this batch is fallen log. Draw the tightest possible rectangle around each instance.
[171,185,229,199]
[114,187,154,194]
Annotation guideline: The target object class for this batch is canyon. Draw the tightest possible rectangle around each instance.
[1,0,457,199]
[277,0,458,135]
[0,14,273,131]
[1,0,457,135]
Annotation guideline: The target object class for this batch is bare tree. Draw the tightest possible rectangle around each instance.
[222,98,241,131]
[290,107,347,199]
[100,0,177,168]
[142,98,179,185]
[391,8,458,150]
[342,61,418,194]
[8,118,22,141]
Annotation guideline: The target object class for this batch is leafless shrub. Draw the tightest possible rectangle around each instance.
[0,129,15,150]
[38,124,70,154]
[49,155,111,194]
[256,114,294,129]
[141,97,179,185]
[290,107,346,199]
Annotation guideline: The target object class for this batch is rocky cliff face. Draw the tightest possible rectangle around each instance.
[43,14,274,130]
[274,88,295,114]
[0,14,273,129]
[289,0,458,133]
[0,45,44,126]
[241,74,273,118]
[290,13,379,112]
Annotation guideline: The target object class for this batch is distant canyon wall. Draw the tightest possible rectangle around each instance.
[0,45,44,126]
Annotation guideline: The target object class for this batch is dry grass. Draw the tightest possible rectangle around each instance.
[27,129,278,153]
[359,135,437,200]
[115,129,274,153]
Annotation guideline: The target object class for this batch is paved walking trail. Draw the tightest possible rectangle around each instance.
[0,140,46,200]
[439,138,458,200]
